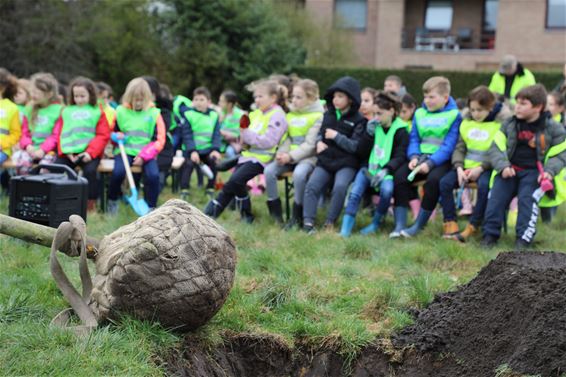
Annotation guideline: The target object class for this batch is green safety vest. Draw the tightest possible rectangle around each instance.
[183,109,219,151]
[16,103,26,124]
[220,107,244,152]
[241,107,285,163]
[285,111,323,151]
[368,117,408,176]
[0,99,19,156]
[114,106,160,156]
[460,119,501,169]
[414,108,459,154]
[60,105,101,154]
[488,69,536,104]
[172,95,192,132]
[30,104,63,147]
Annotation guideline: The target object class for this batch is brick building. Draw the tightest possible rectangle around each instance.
[305,0,566,70]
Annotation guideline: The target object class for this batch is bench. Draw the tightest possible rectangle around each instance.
[278,171,294,221]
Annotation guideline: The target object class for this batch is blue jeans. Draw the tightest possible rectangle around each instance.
[344,169,394,217]
[482,169,539,243]
[439,169,491,226]
[108,155,160,208]
[0,152,8,165]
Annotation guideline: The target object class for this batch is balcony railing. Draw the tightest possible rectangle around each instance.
[401,27,496,51]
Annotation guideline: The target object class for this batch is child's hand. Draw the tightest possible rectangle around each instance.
[316,141,328,154]
[69,154,79,163]
[34,149,45,160]
[132,156,143,166]
[419,163,430,174]
[502,166,516,179]
[408,158,419,170]
[538,171,553,183]
[457,167,467,186]
[325,129,338,140]
[78,152,92,163]
[276,152,291,165]
[26,145,35,155]
[466,167,483,182]
[191,151,201,164]
[210,151,221,161]
[111,132,125,143]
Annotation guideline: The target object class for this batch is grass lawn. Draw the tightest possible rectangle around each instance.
[1,177,565,375]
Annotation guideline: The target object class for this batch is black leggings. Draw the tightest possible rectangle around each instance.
[215,161,264,207]
[394,162,451,211]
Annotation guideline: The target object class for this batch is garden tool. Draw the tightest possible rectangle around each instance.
[116,138,149,216]
[533,160,555,202]
[408,155,429,182]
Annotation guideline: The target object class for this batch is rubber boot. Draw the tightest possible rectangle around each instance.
[267,198,284,224]
[456,223,477,243]
[360,212,383,235]
[389,207,408,238]
[107,199,119,215]
[236,196,254,223]
[87,199,97,212]
[284,203,303,231]
[442,220,459,239]
[339,214,356,237]
[401,209,433,238]
[204,199,224,218]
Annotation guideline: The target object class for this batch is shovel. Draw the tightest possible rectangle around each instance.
[117,139,150,216]
[532,161,554,203]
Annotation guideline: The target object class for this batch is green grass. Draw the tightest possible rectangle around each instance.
[1,176,566,375]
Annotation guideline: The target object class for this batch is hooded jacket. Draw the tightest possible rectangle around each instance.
[317,76,367,172]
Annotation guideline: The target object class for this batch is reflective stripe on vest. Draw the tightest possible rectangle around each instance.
[31,104,63,146]
[540,141,566,207]
[114,106,160,156]
[368,117,408,175]
[60,105,101,154]
[460,119,500,169]
[183,109,219,151]
[241,107,285,163]
[414,107,459,154]
[286,111,322,151]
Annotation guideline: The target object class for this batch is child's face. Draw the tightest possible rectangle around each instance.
[193,94,210,112]
[254,88,276,111]
[133,94,145,111]
[515,98,542,122]
[469,100,491,122]
[31,87,49,107]
[546,95,563,116]
[399,103,415,122]
[360,91,374,117]
[14,87,28,105]
[98,89,109,103]
[219,95,229,111]
[375,104,395,127]
[384,80,401,94]
[332,91,350,112]
[291,86,309,110]
[423,89,448,112]
[73,85,90,106]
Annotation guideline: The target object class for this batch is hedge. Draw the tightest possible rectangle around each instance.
[292,67,562,102]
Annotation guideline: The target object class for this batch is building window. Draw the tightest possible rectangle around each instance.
[335,0,367,30]
[424,0,453,31]
[547,0,566,28]
[483,0,499,31]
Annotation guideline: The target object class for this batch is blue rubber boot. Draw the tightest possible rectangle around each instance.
[339,214,356,237]
[389,207,408,238]
[401,209,433,238]
[360,212,384,235]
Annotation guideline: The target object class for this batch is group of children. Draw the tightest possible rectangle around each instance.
[1,66,566,248]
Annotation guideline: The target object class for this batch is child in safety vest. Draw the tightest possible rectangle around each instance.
[219,90,244,159]
[392,76,462,238]
[19,72,63,168]
[340,91,409,237]
[56,77,110,212]
[107,77,166,214]
[482,84,566,249]
[360,87,377,120]
[0,68,22,166]
[302,76,368,234]
[204,79,288,223]
[179,86,221,196]
[439,85,511,242]
[263,79,324,226]
[547,91,565,126]
[171,94,192,151]
[96,82,116,127]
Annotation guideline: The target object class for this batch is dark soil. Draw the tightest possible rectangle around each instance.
[168,252,566,377]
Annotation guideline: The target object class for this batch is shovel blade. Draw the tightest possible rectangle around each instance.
[125,188,150,216]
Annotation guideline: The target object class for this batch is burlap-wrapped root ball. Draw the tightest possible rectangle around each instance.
[89,199,236,330]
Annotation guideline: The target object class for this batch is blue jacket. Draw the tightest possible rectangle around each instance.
[408,96,462,168]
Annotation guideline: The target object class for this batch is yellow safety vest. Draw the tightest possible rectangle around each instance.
[241,107,285,163]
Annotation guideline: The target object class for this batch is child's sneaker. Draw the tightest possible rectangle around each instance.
[455,223,477,243]
[180,189,190,201]
[303,224,316,235]
[107,200,119,215]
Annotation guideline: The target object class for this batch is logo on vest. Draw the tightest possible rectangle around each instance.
[71,111,92,121]
[421,117,448,127]
[36,115,48,126]
[0,109,6,118]
[373,145,385,159]
[290,118,307,127]
[467,128,489,141]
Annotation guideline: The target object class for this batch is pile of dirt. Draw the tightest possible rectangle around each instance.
[168,252,566,376]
